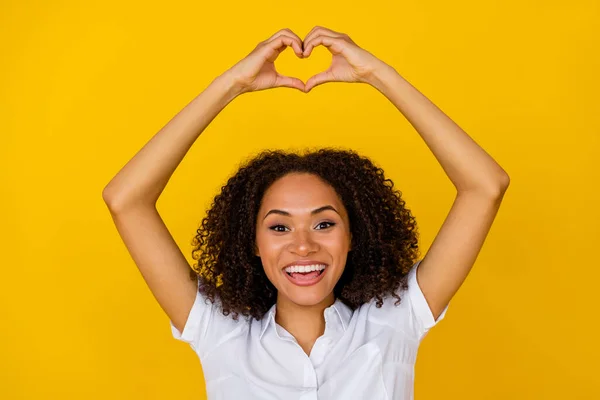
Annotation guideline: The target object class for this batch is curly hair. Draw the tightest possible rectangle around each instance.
[189,147,420,321]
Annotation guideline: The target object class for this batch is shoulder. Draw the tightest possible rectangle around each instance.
[361,259,449,341]
[170,282,251,356]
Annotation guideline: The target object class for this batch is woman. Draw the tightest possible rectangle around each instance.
[103,27,510,399]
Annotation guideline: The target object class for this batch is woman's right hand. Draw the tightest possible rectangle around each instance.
[224,29,306,95]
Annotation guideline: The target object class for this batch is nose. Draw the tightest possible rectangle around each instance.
[289,229,319,255]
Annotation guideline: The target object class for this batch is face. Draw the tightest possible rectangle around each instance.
[255,172,352,308]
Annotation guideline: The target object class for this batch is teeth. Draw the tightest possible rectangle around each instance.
[284,264,327,273]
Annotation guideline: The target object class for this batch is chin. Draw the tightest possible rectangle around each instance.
[280,286,334,307]
[291,294,328,306]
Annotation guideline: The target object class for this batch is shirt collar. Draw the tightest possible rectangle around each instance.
[259,298,353,339]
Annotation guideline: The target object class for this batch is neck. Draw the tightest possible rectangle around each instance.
[275,292,335,344]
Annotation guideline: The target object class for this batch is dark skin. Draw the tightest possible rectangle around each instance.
[255,172,352,355]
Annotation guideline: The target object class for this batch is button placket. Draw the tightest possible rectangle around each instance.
[303,358,317,387]
[309,309,336,366]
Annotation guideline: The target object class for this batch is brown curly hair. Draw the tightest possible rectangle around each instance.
[189,147,420,321]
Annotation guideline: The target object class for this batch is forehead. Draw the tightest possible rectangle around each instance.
[260,173,342,209]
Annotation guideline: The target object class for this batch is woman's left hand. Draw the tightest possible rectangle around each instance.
[302,27,387,92]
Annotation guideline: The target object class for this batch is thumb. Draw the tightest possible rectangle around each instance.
[305,71,333,92]
[274,74,306,92]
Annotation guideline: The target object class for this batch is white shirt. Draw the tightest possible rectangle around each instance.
[170,259,449,399]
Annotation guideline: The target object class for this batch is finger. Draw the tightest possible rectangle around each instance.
[270,35,303,57]
[303,35,344,57]
[305,71,333,92]
[271,35,304,57]
[303,26,320,45]
[266,28,301,43]
[280,29,305,50]
[275,74,306,92]
[303,26,343,46]
[264,35,304,60]
[266,29,304,57]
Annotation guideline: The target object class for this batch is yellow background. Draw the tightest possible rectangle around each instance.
[2,0,598,398]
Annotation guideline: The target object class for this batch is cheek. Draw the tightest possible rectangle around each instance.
[255,236,285,271]
[257,236,286,256]
[324,232,351,251]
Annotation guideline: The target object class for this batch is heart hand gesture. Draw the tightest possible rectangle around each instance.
[224,27,386,95]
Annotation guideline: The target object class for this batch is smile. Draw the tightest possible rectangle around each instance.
[283,265,328,287]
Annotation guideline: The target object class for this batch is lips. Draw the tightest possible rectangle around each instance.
[282,260,329,270]
[283,264,328,287]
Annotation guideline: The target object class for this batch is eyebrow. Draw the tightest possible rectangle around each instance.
[262,205,340,221]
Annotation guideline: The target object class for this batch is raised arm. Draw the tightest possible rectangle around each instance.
[301,26,510,320]
[102,29,306,332]
[369,65,510,320]
[102,75,238,333]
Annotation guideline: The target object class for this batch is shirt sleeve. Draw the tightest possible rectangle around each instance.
[170,279,205,344]
[169,279,238,358]
[406,259,449,340]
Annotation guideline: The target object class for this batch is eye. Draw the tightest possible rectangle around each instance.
[268,222,336,232]
[316,221,336,230]
[269,224,288,232]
